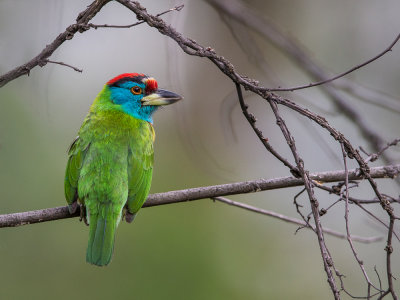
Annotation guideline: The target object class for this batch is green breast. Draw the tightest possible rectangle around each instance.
[77,103,155,217]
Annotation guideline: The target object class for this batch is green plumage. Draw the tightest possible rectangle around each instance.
[65,86,154,266]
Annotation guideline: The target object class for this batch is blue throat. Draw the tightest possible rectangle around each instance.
[108,83,158,123]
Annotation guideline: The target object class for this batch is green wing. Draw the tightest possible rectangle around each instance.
[126,139,154,221]
[64,135,90,213]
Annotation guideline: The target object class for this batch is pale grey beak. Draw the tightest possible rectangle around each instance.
[141,89,183,106]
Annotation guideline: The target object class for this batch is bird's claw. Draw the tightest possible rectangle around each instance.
[125,211,137,223]
[68,201,78,214]
[79,203,89,226]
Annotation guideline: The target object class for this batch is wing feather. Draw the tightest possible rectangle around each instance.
[126,136,154,216]
[64,135,90,211]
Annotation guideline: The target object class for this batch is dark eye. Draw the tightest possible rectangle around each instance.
[131,86,142,95]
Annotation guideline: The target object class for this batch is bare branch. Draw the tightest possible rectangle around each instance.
[384,218,398,300]
[235,82,300,177]
[334,80,400,114]
[42,59,83,73]
[212,196,382,243]
[0,0,111,88]
[0,164,398,228]
[340,143,381,294]
[365,138,400,163]
[207,0,391,157]
[88,4,184,29]
[315,183,400,243]
[266,33,400,92]
[268,99,340,298]
[0,1,183,87]
[1,1,398,297]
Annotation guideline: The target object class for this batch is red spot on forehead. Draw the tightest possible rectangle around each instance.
[107,73,146,86]
[145,78,158,94]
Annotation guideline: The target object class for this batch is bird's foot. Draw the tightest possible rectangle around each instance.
[68,201,78,214]
[79,203,89,226]
[125,211,137,223]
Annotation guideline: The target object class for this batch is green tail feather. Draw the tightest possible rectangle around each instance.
[86,206,117,266]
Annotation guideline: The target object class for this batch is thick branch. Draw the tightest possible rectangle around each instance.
[0,164,398,228]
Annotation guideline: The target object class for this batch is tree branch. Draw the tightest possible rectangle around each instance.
[0,0,111,87]
[207,0,392,157]
[88,4,184,29]
[0,1,183,87]
[0,164,398,228]
[266,33,400,92]
[1,1,398,297]
[268,99,340,298]
[212,196,382,243]
[42,59,83,73]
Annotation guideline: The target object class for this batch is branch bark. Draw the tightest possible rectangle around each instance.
[0,164,398,228]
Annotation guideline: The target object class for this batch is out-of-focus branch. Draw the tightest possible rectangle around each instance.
[0,164,398,228]
[1,1,398,297]
[267,33,400,92]
[333,80,400,114]
[116,2,395,231]
[364,138,400,163]
[115,1,392,200]
[206,0,394,157]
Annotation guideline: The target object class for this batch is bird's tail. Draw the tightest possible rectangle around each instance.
[86,204,118,266]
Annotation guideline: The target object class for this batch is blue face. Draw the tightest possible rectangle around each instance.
[109,81,158,123]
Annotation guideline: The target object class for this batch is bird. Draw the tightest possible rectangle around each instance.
[64,73,182,266]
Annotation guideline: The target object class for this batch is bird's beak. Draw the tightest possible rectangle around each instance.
[141,89,183,106]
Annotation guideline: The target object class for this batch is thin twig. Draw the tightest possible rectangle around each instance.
[212,196,382,243]
[365,138,400,163]
[334,80,400,114]
[1,1,398,297]
[315,183,400,242]
[207,0,391,158]
[268,99,340,299]
[385,218,398,300]
[42,59,83,73]
[89,4,184,29]
[235,82,300,176]
[293,188,312,229]
[341,143,381,294]
[265,33,400,92]
[0,0,112,88]
[0,1,183,87]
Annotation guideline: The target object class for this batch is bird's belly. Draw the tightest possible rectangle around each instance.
[78,142,129,215]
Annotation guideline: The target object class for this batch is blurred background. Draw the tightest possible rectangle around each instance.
[0,0,399,299]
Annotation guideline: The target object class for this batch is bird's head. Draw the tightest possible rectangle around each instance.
[106,73,182,123]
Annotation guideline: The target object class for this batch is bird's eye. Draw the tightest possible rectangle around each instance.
[131,86,142,95]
